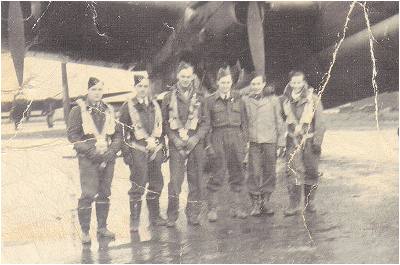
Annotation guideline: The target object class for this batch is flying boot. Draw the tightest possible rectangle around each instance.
[207,191,218,222]
[147,196,167,226]
[78,205,92,244]
[249,194,262,217]
[304,184,317,213]
[284,185,302,216]
[96,201,115,238]
[166,197,179,228]
[130,200,141,232]
[260,193,274,215]
[230,191,247,219]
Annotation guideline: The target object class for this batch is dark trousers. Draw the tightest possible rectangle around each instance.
[77,155,114,232]
[207,128,246,193]
[128,148,164,202]
[167,141,204,221]
[286,138,320,186]
[247,143,277,195]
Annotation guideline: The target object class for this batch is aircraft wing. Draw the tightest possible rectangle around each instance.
[2,1,398,110]
[1,54,134,112]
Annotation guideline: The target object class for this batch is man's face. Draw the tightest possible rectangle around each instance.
[250,76,266,95]
[87,83,104,103]
[135,78,150,99]
[289,74,306,93]
[217,75,233,94]
[177,67,194,88]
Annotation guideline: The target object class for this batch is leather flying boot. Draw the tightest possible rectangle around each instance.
[230,191,247,219]
[78,204,92,244]
[284,185,302,216]
[249,194,262,217]
[96,201,115,239]
[166,197,179,228]
[186,201,201,226]
[304,184,317,213]
[260,193,274,215]
[147,196,167,226]
[130,200,142,232]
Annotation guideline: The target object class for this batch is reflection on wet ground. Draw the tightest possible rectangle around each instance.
[72,205,341,264]
[2,129,398,263]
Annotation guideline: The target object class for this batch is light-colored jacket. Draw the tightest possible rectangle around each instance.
[243,94,286,146]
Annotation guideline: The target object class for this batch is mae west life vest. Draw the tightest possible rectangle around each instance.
[127,97,163,140]
[282,86,317,144]
[168,90,200,140]
[76,99,116,152]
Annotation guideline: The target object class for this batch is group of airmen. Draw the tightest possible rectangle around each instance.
[67,59,326,244]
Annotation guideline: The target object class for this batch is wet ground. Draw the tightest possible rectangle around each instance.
[1,115,399,263]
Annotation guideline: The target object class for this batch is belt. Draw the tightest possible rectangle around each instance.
[130,140,162,161]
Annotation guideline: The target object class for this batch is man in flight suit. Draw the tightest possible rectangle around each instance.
[67,77,121,244]
[205,66,248,222]
[161,61,210,227]
[281,70,326,216]
[119,72,167,232]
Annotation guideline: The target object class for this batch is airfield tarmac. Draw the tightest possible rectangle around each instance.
[1,96,399,263]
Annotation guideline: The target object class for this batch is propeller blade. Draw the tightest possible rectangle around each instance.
[247,2,265,76]
[8,1,26,87]
[31,2,42,20]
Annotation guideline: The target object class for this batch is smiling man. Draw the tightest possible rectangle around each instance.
[242,73,286,217]
[161,60,210,227]
[281,70,326,216]
[204,65,248,222]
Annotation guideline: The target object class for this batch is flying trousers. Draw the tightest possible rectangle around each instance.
[161,83,210,221]
[119,98,165,203]
[67,100,121,233]
[205,91,248,193]
[243,94,286,196]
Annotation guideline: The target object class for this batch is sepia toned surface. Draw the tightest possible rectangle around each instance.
[2,93,398,263]
[1,1,399,264]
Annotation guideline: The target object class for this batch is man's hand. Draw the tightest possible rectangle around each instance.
[174,137,186,150]
[96,143,108,155]
[179,150,188,158]
[294,124,303,136]
[146,137,158,151]
[277,146,286,158]
[99,162,107,172]
[205,145,216,158]
[312,144,321,155]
